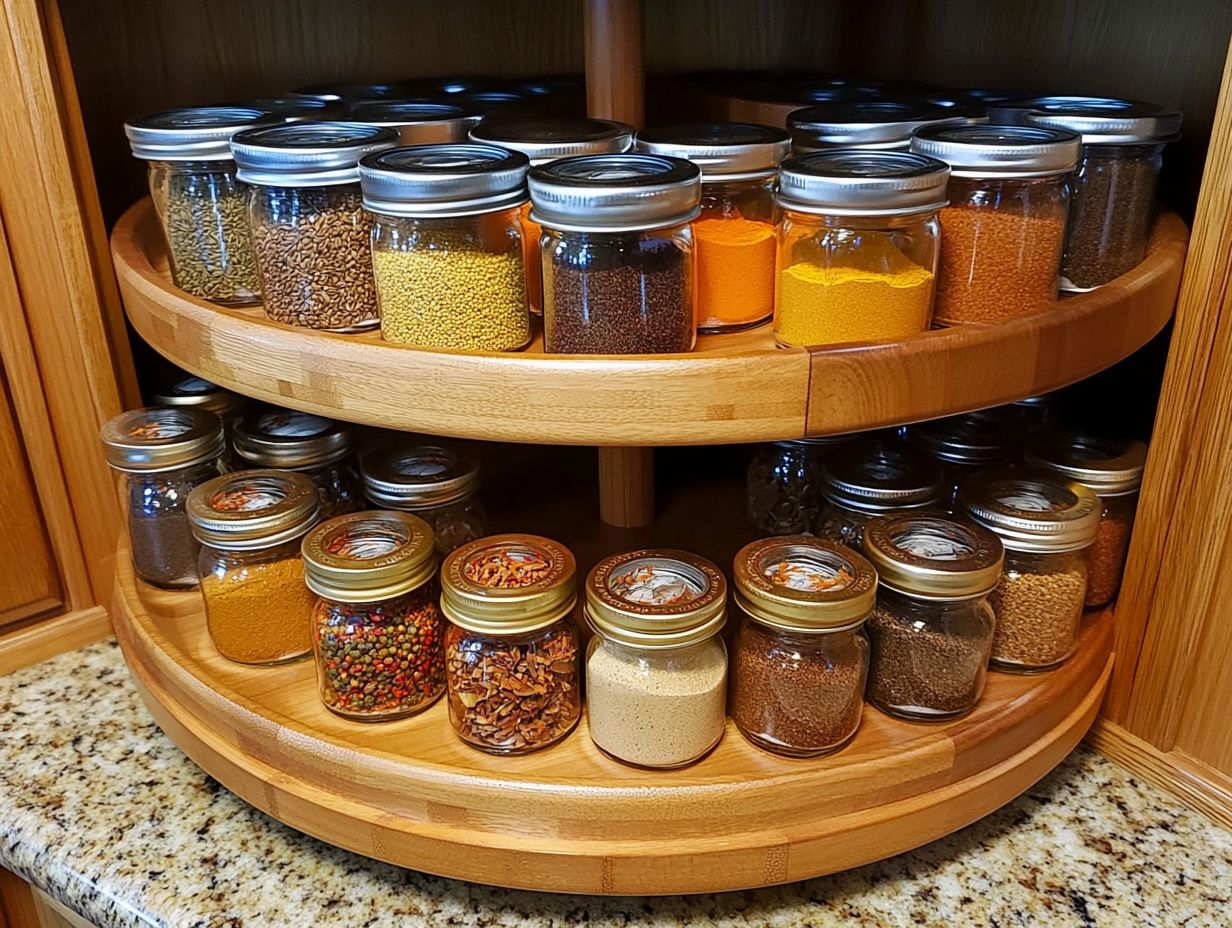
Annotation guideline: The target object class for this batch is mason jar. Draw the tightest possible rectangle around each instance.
[746,436,854,535]
[862,514,1003,720]
[342,101,482,145]
[817,438,944,547]
[731,536,876,757]
[358,144,532,351]
[909,410,1019,508]
[100,406,227,589]
[440,534,581,754]
[787,100,963,153]
[231,122,398,330]
[585,550,728,768]
[959,469,1100,671]
[302,510,444,720]
[774,150,948,348]
[530,154,701,354]
[125,106,272,305]
[150,373,246,450]
[187,470,320,665]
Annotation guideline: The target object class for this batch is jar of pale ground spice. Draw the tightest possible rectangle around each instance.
[231,122,398,330]
[862,515,1002,720]
[959,469,1100,671]
[1025,430,1147,610]
[786,101,963,153]
[359,144,532,351]
[911,125,1080,325]
[746,436,856,535]
[585,550,728,768]
[731,537,875,757]
[909,409,1018,509]
[817,438,944,548]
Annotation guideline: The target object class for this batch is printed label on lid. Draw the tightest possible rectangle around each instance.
[127,415,194,440]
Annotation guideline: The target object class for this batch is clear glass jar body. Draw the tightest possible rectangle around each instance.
[146,160,261,306]
[444,617,581,754]
[541,224,695,354]
[866,588,995,720]
[312,581,444,720]
[123,457,225,589]
[694,175,778,332]
[585,633,727,769]
[518,201,545,315]
[407,496,487,555]
[988,547,1089,671]
[937,458,1012,511]
[300,460,364,520]
[246,181,379,331]
[746,441,832,535]
[198,537,316,665]
[732,613,869,757]
[816,500,933,549]
[774,210,939,348]
[1061,143,1163,290]
[371,208,530,350]
[934,175,1070,325]
[1085,490,1139,609]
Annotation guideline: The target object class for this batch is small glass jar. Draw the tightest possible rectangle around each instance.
[359,145,532,351]
[746,436,854,535]
[342,101,482,145]
[440,535,581,754]
[125,107,271,305]
[232,408,364,520]
[359,441,487,555]
[187,470,320,665]
[231,122,398,330]
[816,438,944,547]
[959,469,1100,671]
[786,100,963,153]
[1025,429,1147,609]
[100,406,227,589]
[731,536,876,757]
[150,373,246,450]
[303,510,444,720]
[909,410,1019,509]
[862,515,1003,720]
[585,550,729,768]
[774,151,948,348]
[530,154,701,354]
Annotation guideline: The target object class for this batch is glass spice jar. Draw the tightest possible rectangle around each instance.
[231,122,398,331]
[817,438,944,547]
[101,406,227,589]
[585,550,729,769]
[787,101,964,153]
[125,106,272,305]
[302,510,444,720]
[232,408,364,520]
[342,101,483,145]
[150,373,246,450]
[1024,429,1147,610]
[909,410,1019,509]
[440,534,581,754]
[530,154,701,354]
[959,469,1100,671]
[862,515,1002,720]
[731,536,876,757]
[746,436,855,535]
[359,441,487,555]
[187,470,320,665]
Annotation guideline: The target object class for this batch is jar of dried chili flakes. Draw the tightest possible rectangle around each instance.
[440,534,581,754]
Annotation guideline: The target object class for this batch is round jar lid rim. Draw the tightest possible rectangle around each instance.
[187,469,320,549]
[360,441,481,509]
[634,122,791,177]
[787,101,965,150]
[911,412,1019,464]
[863,515,1004,599]
[470,118,635,164]
[958,468,1101,551]
[1025,100,1182,143]
[777,150,950,215]
[440,534,577,634]
[231,121,399,185]
[302,510,437,601]
[585,549,727,647]
[100,406,225,472]
[232,408,353,469]
[911,124,1081,176]
[359,143,530,216]
[125,106,273,160]
[150,376,245,416]
[1023,430,1147,494]
[733,536,877,631]
[527,153,701,232]
[821,440,945,508]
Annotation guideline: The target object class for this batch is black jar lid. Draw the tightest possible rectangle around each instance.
[342,101,483,144]
[821,439,944,513]
[910,411,1018,466]
[125,106,273,161]
[911,124,1081,178]
[360,441,481,510]
[449,90,527,113]
[787,100,963,152]
[358,144,529,217]
[470,119,634,165]
[242,97,335,122]
[232,407,353,470]
[528,153,701,232]
[231,121,399,187]
[635,122,791,180]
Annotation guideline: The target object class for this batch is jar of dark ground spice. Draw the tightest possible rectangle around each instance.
[909,410,1019,509]
[817,438,944,547]
[746,436,855,535]
[731,536,876,757]
[101,406,227,589]
[303,510,443,720]
[862,515,1002,720]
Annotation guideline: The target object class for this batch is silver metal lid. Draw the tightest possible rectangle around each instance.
[1026,100,1182,145]
[100,406,225,473]
[450,90,527,113]
[863,515,1004,600]
[150,375,245,419]
[243,97,335,122]
[187,470,320,550]
[358,144,529,217]
[634,122,791,180]
[232,408,353,470]
[302,510,437,602]
[787,101,964,152]
[288,82,406,103]
[527,154,701,232]
[911,124,1081,177]
[360,442,481,510]
[231,122,399,186]
[958,468,1100,553]
[911,411,1018,466]
[821,440,944,513]
[984,94,1134,126]
[778,150,950,217]
[1024,430,1147,496]
[470,119,634,165]
[342,101,483,144]
[125,106,272,161]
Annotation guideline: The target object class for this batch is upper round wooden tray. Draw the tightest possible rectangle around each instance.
[111,199,1186,445]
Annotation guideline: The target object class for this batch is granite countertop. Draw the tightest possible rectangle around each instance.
[1,641,1229,928]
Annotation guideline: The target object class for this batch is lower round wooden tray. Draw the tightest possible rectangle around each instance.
[113,552,1112,895]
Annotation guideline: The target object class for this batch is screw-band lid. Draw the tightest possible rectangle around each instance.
[187,470,320,550]
[778,150,950,217]
[1024,429,1147,496]
[983,94,1134,127]
[360,441,481,510]
[231,122,399,186]
[358,144,529,217]
[863,515,1004,600]
[734,536,877,632]
[125,106,273,161]
[911,411,1019,466]
[341,101,483,145]
[1026,100,1182,145]
[471,119,634,165]
[150,375,245,419]
[440,534,577,635]
[100,406,225,473]
[528,154,701,232]
[232,408,353,470]
[788,101,964,152]
[242,97,335,122]
[634,122,791,180]
[302,510,437,602]
[958,468,1101,553]
[911,124,1081,177]
[821,440,945,513]
[288,82,407,103]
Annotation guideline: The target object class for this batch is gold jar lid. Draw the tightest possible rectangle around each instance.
[958,468,1101,553]
[440,534,576,635]
[302,510,436,602]
[863,515,1004,600]
[100,406,225,473]
[1024,429,1147,497]
[733,536,876,632]
[232,407,353,470]
[187,470,320,550]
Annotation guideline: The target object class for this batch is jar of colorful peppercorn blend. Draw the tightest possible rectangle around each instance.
[303,510,444,720]
[584,550,729,769]
[1024,430,1147,609]
[231,122,398,330]
[746,436,855,535]
[359,144,532,351]
[909,410,1019,509]
[959,469,1100,672]
[774,151,948,348]
[342,101,482,145]
[786,101,964,153]
[440,535,581,754]
[862,515,1002,720]
[911,125,1081,325]
[188,470,320,665]
[731,536,876,757]
[530,154,701,354]
[816,438,944,547]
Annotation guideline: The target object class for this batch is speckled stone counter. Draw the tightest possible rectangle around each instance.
[1,641,1230,928]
